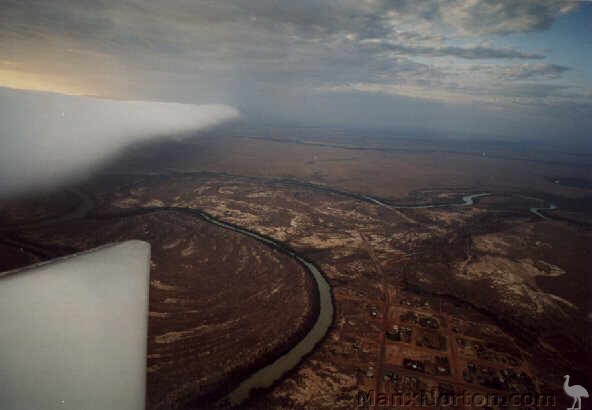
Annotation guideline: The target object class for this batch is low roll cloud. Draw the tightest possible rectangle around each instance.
[0,87,239,197]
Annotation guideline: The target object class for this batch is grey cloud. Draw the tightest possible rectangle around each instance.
[440,0,578,35]
[375,42,544,60]
[0,87,239,197]
[0,1,568,59]
[498,83,574,98]
[494,63,571,80]
[0,0,558,93]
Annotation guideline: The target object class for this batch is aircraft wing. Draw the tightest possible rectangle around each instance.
[0,240,150,410]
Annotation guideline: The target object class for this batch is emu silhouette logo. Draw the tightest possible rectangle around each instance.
[564,375,589,410]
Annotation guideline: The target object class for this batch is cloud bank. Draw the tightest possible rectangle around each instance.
[0,87,239,197]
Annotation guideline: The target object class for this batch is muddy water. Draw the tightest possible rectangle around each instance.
[529,203,558,219]
[193,212,335,406]
[221,256,333,406]
[361,192,491,209]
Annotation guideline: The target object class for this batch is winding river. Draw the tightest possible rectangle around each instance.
[217,190,556,405]
[1,182,558,406]
[361,192,492,209]
[529,203,558,220]
[186,211,334,407]
[1,191,335,408]
[222,256,333,406]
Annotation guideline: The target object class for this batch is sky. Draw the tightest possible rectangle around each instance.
[1,0,591,143]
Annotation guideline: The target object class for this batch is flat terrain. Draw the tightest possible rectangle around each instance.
[114,134,592,200]
[1,133,590,408]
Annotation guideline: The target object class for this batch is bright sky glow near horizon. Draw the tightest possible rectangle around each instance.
[1,0,591,144]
